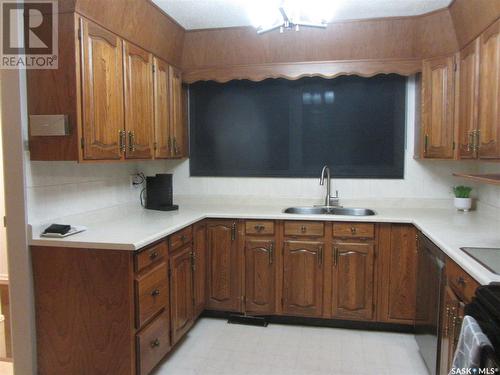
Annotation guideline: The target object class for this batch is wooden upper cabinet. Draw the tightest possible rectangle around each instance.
[283,240,324,317]
[331,242,374,321]
[153,57,172,159]
[378,224,417,324]
[478,18,500,159]
[244,239,275,315]
[169,66,186,158]
[80,18,124,160]
[193,222,207,317]
[421,56,456,159]
[457,39,481,159]
[170,245,194,345]
[206,220,242,312]
[123,42,154,159]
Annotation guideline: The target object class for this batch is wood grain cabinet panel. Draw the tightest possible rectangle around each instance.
[169,66,186,158]
[80,18,124,160]
[421,55,456,159]
[135,262,169,328]
[135,241,168,273]
[206,220,242,312]
[284,221,324,237]
[283,240,324,317]
[457,39,480,159]
[170,245,194,344]
[169,226,193,252]
[193,222,207,317]
[331,242,375,320]
[378,224,418,324]
[124,41,154,159]
[245,220,275,235]
[332,223,374,239]
[245,239,275,315]
[478,18,500,159]
[153,57,172,158]
[136,310,171,375]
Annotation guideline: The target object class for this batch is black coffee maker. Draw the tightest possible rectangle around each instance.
[145,174,179,211]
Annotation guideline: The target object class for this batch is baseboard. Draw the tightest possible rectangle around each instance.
[201,310,415,333]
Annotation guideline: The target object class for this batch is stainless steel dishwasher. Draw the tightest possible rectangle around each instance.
[415,232,446,375]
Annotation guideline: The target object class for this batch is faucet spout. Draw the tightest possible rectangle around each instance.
[319,165,331,207]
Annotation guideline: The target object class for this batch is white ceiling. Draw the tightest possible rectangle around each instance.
[153,0,453,30]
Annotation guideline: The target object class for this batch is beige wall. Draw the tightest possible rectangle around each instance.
[0,71,7,280]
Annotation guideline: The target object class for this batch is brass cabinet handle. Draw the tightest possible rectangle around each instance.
[231,222,236,241]
[119,130,126,153]
[269,242,274,265]
[300,225,307,233]
[191,251,196,271]
[473,130,480,152]
[467,131,474,152]
[456,276,466,286]
[333,246,338,267]
[350,227,357,235]
[150,338,160,348]
[318,246,323,266]
[128,131,136,152]
[173,137,178,155]
[424,134,429,155]
[181,235,188,242]
[254,225,265,232]
[149,251,158,260]
[151,289,160,297]
[168,137,172,154]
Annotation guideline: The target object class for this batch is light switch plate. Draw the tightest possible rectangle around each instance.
[30,115,69,136]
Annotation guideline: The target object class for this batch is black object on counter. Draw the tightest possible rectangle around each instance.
[145,174,179,212]
[43,224,72,235]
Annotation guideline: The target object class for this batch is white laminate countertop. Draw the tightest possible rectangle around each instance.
[29,200,500,285]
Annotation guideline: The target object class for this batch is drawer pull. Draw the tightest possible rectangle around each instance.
[181,235,188,242]
[151,289,160,297]
[150,338,160,348]
[350,227,357,235]
[149,251,159,260]
[456,277,466,286]
[254,225,265,232]
[301,225,307,233]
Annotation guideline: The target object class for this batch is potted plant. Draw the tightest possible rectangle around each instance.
[453,185,473,211]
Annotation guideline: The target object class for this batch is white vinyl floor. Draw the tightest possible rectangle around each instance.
[153,318,429,375]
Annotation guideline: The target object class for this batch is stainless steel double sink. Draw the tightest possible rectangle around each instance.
[283,206,376,216]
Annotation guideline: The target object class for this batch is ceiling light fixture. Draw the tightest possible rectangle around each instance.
[248,0,337,35]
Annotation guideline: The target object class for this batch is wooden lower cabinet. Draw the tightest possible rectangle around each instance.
[283,240,324,317]
[137,310,171,375]
[169,244,194,344]
[331,242,375,320]
[377,224,418,324]
[206,220,242,312]
[193,222,207,317]
[244,239,276,314]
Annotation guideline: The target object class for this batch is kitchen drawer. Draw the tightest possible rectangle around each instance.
[447,258,479,303]
[135,262,169,328]
[135,241,168,273]
[169,226,193,251]
[245,220,274,235]
[284,221,324,237]
[136,310,170,375]
[333,223,374,239]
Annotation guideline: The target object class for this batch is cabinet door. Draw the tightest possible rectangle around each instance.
[245,239,275,315]
[378,224,418,324]
[123,42,154,159]
[170,245,194,344]
[331,242,374,320]
[457,39,480,159]
[193,222,207,317]
[169,66,186,158]
[80,18,124,160]
[421,56,456,159]
[478,18,500,159]
[283,240,323,317]
[206,220,241,312]
[153,57,171,159]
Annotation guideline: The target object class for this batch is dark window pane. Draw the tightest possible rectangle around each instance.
[189,75,406,178]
